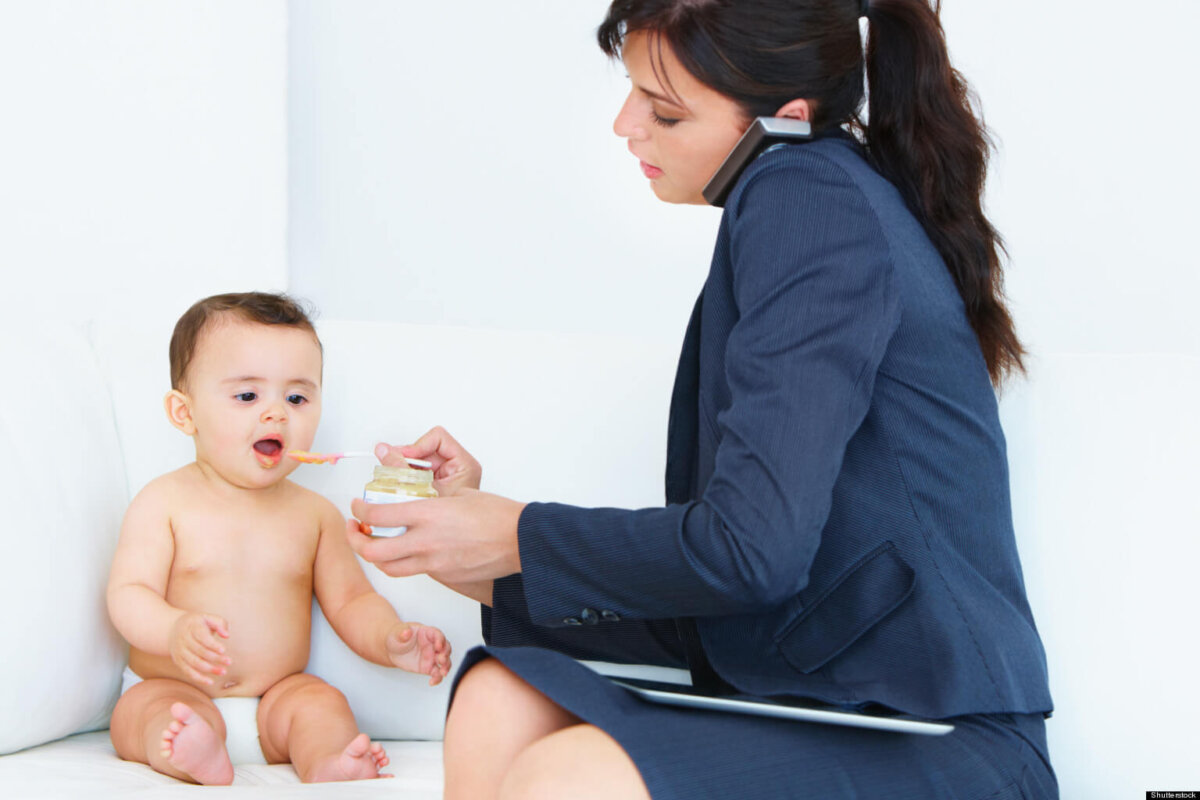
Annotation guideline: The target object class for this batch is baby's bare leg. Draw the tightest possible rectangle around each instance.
[110,678,233,785]
[257,673,389,783]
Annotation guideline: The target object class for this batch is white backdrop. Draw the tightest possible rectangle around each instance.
[0,0,288,329]
[2,1,1198,797]
[287,0,1200,360]
[287,0,710,344]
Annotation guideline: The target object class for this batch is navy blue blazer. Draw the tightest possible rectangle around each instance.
[484,132,1053,720]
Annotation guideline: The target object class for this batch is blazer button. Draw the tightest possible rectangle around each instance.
[601,610,621,622]
[580,608,600,626]
[563,617,583,626]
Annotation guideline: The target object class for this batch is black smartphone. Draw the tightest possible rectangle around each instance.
[702,117,813,207]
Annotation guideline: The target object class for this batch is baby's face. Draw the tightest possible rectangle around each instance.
[180,318,323,489]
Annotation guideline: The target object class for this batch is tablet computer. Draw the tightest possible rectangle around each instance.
[606,675,954,737]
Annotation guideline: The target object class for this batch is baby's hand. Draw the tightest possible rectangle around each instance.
[385,622,452,686]
[168,612,232,686]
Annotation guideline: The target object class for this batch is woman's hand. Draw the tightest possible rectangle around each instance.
[346,489,525,586]
[374,426,481,496]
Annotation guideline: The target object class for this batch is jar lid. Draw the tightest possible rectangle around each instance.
[372,464,433,484]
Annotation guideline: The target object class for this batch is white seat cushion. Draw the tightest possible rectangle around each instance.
[0,318,128,755]
[0,732,442,798]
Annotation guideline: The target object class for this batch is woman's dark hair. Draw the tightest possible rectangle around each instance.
[599,0,1024,385]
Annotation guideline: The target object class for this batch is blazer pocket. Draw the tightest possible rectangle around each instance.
[775,541,916,674]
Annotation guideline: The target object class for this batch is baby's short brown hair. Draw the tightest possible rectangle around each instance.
[169,292,320,390]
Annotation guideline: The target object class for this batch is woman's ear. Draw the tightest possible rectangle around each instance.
[164,390,197,436]
[774,98,813,122]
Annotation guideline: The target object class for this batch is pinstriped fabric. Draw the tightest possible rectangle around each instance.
[455,646,1057,800]
[464,129,1056,796]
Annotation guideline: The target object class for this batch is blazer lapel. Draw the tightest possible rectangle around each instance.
[665,290,703,506]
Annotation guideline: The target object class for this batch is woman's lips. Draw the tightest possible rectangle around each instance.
[640,160,664,179]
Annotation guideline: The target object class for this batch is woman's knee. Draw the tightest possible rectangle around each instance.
[447,658,577,733]
[448,658,530,721]
[497,724,650,800]
[452,657,521,698]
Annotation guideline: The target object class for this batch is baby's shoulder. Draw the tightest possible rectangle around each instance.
[127,464,199,509]
[279,479,342,522]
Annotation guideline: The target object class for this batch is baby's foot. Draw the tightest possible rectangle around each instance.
[307,733,390,782]
[160,702,234,785]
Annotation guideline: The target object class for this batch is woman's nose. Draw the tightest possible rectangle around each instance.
[613,93,646,140]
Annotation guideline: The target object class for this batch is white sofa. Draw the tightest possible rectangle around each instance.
[1,314,1197,798]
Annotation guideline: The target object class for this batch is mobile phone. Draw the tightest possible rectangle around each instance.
[702,117,813,207]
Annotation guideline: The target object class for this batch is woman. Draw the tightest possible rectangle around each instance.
[348,0,1057,797]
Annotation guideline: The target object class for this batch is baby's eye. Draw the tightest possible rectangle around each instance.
[287,394,307,406]
[235,392,257,403]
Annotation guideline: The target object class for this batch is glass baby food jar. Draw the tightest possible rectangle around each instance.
[362,464,437,537]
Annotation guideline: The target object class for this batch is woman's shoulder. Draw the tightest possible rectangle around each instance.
[726,130,903,220]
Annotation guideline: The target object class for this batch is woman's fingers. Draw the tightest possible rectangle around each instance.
[374,442,417,469]
[376,426,482,494]
[350,496,430,530]
[404,426,468,463]
[346,498,456,574]
[348,489,523,583]
[345,513,435,577]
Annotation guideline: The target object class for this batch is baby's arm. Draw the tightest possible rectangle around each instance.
[312,497,451,684]
[106,478,230,685]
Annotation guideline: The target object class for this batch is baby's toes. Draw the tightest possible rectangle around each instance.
[161,722,181,754]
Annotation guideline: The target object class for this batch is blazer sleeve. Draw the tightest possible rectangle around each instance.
[512,151,902,629]
[481,573,689,666]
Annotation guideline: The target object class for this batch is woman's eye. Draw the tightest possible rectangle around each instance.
[236,392,257,402]
[287,394,307,406]
[651,110,680,128]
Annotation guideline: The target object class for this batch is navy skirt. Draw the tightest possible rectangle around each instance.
[452,645,1058,800]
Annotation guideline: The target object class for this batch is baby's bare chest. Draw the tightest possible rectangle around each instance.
[168,505,320,585]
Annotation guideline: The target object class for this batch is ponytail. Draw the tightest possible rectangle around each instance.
[864,0,1024,384]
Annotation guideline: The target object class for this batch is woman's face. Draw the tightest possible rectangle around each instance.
[614,30,750,205]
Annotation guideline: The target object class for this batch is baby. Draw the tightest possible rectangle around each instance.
[106,292,451,785]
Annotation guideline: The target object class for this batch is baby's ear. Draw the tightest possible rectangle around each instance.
[164,390,197,436]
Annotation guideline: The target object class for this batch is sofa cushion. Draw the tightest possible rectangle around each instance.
[0,731,442,796]
[0,318,128,754]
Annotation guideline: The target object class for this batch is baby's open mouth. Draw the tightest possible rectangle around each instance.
[253,437,284,464]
